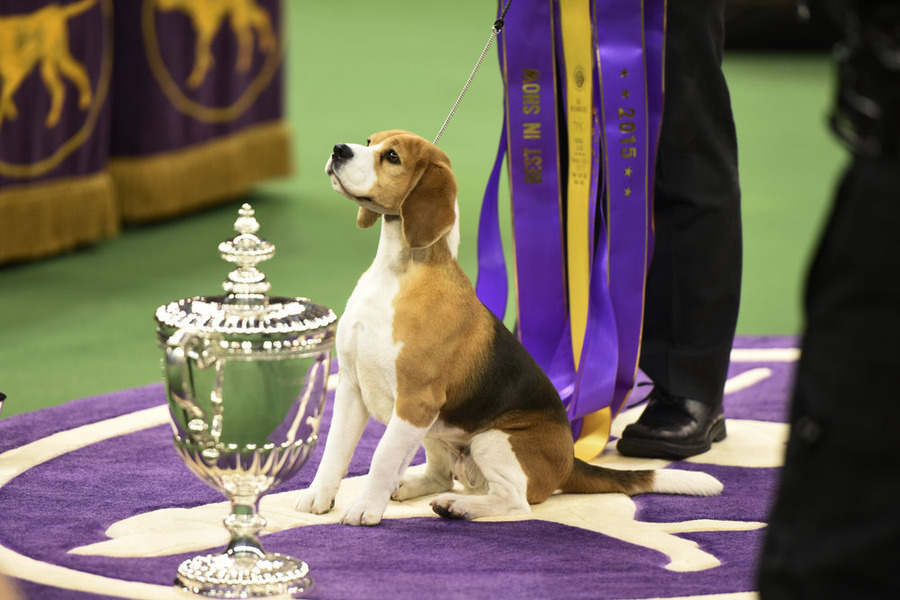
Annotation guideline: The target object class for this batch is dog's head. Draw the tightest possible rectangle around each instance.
[325,130,458,249]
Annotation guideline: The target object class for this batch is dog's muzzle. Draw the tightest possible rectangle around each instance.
[332,143,353,159]
[326,143,353,176]
[325,143,373,203]
[332,143,353,163]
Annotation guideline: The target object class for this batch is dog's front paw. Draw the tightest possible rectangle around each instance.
[340,496,388,526]
[341,492,388,527]
[295,484,337,515]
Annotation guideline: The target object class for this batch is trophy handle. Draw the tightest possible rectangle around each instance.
[165,327,218,443]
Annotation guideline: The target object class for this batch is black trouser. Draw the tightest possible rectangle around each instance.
[639,0,743,405]
[758,157,900,598]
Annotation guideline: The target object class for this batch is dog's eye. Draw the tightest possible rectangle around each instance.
[366,138,371,147]
[384,149,401,164]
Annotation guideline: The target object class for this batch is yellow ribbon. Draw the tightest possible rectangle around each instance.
[560,0,610,458]
[559,0,594,368]
[574,406,611,460]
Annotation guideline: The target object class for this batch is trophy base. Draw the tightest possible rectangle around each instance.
[175,552,312,598]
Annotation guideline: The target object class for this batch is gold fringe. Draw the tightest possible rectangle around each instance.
[110,121,293,224]
[0,171,119,265]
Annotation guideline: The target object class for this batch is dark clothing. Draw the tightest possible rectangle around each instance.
[759,2,900,596]
[758,156,900,598]
[640,0,743,406]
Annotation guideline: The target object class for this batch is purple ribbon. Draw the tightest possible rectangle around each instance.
[475,119,508,320]
[477,0,666,443]
[490,0,568,372]
[586,0,657,421]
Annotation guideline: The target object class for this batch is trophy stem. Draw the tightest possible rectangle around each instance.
[174,492,313,598]
[224,496,267,559]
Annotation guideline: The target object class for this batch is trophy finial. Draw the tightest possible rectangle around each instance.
[233,203,261,235]
[218,203,274,298]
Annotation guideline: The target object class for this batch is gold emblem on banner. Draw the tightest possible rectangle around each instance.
[0,0,112,179]
[574,66,585,90]
[143,0,283,123]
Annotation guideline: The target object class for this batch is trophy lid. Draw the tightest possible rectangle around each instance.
[155,204,337,358]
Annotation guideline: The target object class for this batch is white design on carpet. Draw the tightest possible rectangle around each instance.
[0,346,793,600]
[70,366,788,573]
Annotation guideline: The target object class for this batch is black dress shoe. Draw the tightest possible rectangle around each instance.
[616,389,726,459]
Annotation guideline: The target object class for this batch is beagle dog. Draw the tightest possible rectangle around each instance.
[295,130,722,526]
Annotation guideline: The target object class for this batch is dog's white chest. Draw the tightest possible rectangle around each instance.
[337,254,403,425]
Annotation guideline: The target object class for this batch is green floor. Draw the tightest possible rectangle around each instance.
[0,1,845,419]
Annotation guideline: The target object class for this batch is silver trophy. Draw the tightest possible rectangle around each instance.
[155,204,337,598]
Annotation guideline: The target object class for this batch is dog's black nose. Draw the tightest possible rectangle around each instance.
[332,144,353,162]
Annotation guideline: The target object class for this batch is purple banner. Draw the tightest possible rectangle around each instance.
[0,0,112,185]
[110,0,284,157]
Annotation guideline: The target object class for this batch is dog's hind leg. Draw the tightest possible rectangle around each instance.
[429,430,530,520]
[391,437,455,501]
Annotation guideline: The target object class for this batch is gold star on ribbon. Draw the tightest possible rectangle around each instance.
[625,188,632,197]
[621,89,630,99]
[620,69,629,78]
[624,167,633,177]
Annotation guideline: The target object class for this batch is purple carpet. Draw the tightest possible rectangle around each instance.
[0,336,796,599]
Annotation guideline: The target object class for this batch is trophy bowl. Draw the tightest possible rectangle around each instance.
[155,204,337,598]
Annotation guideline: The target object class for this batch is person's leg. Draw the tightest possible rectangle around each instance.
[760,4,900,592]
[618,0,742,459]
[758,157,900,598]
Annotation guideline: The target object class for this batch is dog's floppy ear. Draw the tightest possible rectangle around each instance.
[357,206,381,229]
[400,160,457,249]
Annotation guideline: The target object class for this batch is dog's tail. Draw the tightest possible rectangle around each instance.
[61,0,98,19]
[559,459,723,497]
